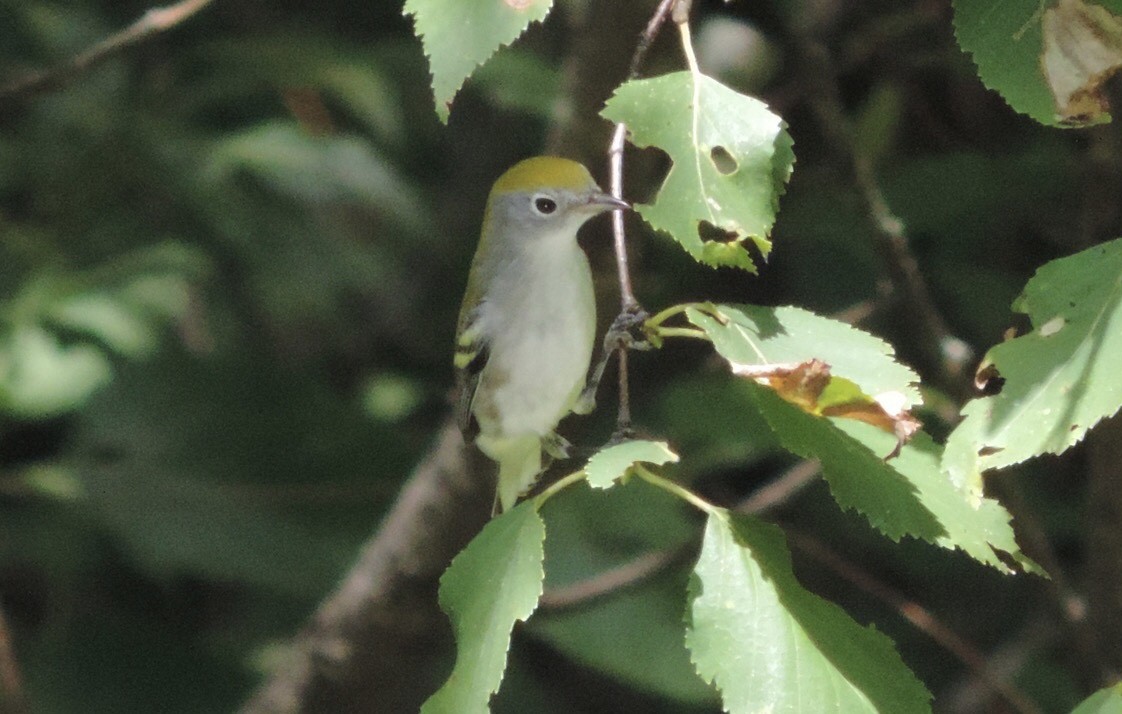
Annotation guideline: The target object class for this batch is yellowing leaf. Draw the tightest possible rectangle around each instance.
[1041,0,1122,125]
[731,358,921,458]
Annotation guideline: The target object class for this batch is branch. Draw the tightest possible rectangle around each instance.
[0,603,28,714]
[0,0,215,105]
[590,0,679,434]
[239,422,493,714]
[788,530,1043,714]
[539,459,819,610]
[792,34,973,395]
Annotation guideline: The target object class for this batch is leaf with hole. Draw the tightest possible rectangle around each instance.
[945,236,1122,488]
[602,72,793,271]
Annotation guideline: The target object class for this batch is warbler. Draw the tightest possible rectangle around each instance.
[454,156,628,512]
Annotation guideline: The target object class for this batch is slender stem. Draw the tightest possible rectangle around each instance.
[533,468,588,506]
[0,0,215,104]
[633,464,719,515]
[676,10,701,76]
[645,301,699,329]
[598,0,680,434]
[616,349,632,431]
[652,326,708,340]
[0,603,28,714]
[609,122,638,312]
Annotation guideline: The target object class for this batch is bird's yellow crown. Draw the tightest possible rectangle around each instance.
[491,156,595,195]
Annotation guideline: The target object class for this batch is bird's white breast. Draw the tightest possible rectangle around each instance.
[477,236,595,438]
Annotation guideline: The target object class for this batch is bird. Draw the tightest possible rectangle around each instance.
[454,156,628,512]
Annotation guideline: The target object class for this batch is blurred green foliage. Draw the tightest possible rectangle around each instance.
[0,0,1113,712]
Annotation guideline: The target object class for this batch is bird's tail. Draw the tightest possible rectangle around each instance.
[478,435,543,513]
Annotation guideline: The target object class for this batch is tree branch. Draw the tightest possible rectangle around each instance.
[792,34,973,395]
[239,422,493,714]
[0,603,28,714]
[539,459,819,610]
[789,530,1043,714]
[0,0,215,105]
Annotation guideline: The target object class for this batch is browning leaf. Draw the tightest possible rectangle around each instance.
[731,359,921,459]
[1041,0,1122,125]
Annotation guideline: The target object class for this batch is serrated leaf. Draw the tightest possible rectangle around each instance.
[404,0,553,122]
[422,501,546,714]
[751,386,1031,573]
[583,440,678,489]
[1072,683,1122,714]
[953,0,1122,126]
[1041,0,1122,125]
[730,358,920,455]
[945,237,1122,481]
[601,72,793,271]
[531,481,716,705]
[687,303,922,408]
[686,512,932,714]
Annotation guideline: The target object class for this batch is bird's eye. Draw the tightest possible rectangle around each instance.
[533,196,558,215]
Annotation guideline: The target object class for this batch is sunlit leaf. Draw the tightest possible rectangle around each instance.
[422,502,546,714]
[945,237,1122,484]
[687,303,921,409]
[583,440,678,490]
[602,72,793,271]
[404,0,553,122]
[686,512,932,714]
[1072,683,1122,714]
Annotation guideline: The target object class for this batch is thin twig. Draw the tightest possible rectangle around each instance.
[539,547,688,611]
[0,604,28,714]
[789,530,1043,714]
[595,0,679,435]
[794,36,972,394]
[0,0,215,104]
[539,458,820,610]
[732,459,820,515]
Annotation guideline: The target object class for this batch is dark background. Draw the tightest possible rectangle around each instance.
[0,0,1117,711]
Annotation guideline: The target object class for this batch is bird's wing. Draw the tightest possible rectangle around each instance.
[454,306,489,440]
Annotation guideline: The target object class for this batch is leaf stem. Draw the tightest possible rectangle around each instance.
[652,327,708,340]
[533,468,588,506]
[645,302,698,328]
[633,464,719,516]
[0,0,215,105]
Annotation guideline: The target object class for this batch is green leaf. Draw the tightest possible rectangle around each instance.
[422,502,546,714]
[531,481,716,705]
[0,325,113,418]
[583,440,678,489]
[686,303,1030,570]
[688,303,921,407]
[751,387,1031,572]
[1072,683,1122,714]
[686,512,932,714]
[404,0,553,122]
[945,237,1122,481]
[602,72,794,271]
[953,0,1122,125]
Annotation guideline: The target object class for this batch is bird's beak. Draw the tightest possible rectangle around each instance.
[585,192,630,212]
